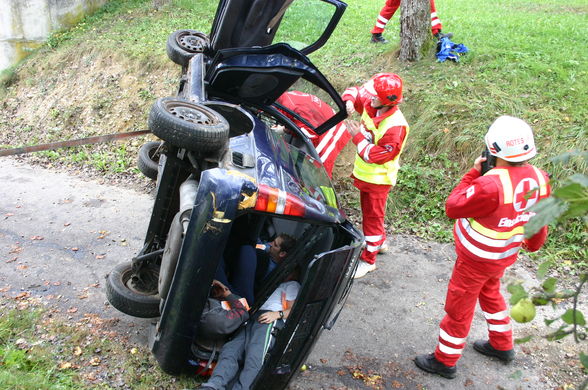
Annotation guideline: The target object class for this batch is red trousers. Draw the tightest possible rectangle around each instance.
[371,0,442,35]
[358,187,391,264]
[434,256,513,367]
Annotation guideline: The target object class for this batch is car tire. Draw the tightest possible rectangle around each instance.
[148,97,229,153]
[166,30,209,67]
[106,262,161,318]
[137,141,162,180]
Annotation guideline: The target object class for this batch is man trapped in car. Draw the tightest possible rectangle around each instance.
[196,268,301,390]
[215,233,296,306]
[342,73,409,278]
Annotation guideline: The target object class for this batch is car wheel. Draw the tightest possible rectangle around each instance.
[166,30,209,67]
[148,97,229,153]
[158,211,184,301]
[137,141,162,180]
[106,262,161,318]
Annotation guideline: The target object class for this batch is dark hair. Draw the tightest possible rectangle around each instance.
[277,233,296,255]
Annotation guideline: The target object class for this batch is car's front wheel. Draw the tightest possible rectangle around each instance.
[106,262,161,318]
[166,30,209,67]
[148,97,229,153]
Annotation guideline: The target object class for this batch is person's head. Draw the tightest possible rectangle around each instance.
[364,73,403,109]
[485,116,537,166]
[268,233,296,263]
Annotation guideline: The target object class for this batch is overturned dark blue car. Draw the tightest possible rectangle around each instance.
[105,1,362,388]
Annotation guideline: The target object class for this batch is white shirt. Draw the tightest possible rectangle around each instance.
[259,281,300,312]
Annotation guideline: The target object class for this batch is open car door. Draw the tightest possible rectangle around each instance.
[209,0,347,56]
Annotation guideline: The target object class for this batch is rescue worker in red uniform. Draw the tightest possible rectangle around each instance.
[276,91,352,178]
[371,0,446,43]
[414,116,551,379]
[342,73,409,278]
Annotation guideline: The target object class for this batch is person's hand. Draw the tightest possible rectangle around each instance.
[211,280,231,299]
[474,155,487,173]
[345,120,361,137]
[345,100,355,116]
[258,311,281,324]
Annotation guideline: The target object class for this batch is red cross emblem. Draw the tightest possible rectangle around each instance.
[513,178,539,211]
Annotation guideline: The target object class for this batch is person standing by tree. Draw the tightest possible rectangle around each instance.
[414,116,551,378]
[371,0,447,43]
[342,73,409,278]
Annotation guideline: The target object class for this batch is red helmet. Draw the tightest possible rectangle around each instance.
[364,73,403,106]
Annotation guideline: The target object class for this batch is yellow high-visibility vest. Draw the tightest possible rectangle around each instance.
[353,109,410,185]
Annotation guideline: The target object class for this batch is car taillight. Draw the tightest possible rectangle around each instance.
[254,184,305,217]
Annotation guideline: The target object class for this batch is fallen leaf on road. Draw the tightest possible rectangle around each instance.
[17,265,28,270]
[89,283,100,288]
[320,358,328,364]
[95,254,105,259]
[0,286,10,293]
[68,307,78,313]
[5,213,14,217]
[64,222,71,226]
[30,236,44,240]
[53,281,61,286]
[73,346,83,356]
[6,257,17,263]
[78,294,88,300]
[71,247,79,251]
[9,245,23,254]
[89,357,101,366]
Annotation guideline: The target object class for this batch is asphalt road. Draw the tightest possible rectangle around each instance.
[0,158,571,389]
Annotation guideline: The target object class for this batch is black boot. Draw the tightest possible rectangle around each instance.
[371,33,388,44]
[473,340,515,362]
[434,30,454,40]
[414,353,456,379]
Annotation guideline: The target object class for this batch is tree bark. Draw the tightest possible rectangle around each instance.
[399,0,429,61]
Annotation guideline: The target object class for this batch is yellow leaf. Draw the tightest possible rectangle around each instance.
[59,362,72,370]
[130,347,138,355]
[73,346,82,356]
[89,357,101,366]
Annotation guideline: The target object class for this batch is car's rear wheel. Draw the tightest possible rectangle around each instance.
[166,30,209,67]
[106,262,160,318]
[137,141,162,180]
[148,97,229,153]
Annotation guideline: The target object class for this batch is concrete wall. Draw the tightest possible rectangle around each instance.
[0,0,107,71]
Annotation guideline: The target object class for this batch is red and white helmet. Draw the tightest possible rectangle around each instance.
[364,73,403,106]
[485,116,537,162]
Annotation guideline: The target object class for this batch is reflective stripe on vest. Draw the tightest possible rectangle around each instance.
[454,166,547,262]
[352,109,409,185]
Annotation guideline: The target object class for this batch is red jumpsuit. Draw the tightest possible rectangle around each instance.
[342,86,408,265]
[276,91,351,178]
[435,165,550,367]
[372,0,443,36]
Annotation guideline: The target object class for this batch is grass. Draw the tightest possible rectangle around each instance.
[1,0,587,267]
[0,299,199,389]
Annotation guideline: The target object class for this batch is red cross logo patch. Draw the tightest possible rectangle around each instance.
[513,178,539,211]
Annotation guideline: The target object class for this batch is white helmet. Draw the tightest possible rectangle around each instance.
[485,116,537,162]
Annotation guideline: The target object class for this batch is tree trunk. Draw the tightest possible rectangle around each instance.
[399,0,429,61]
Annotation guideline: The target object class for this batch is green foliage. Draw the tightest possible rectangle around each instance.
[0,307,77,389]
[0,300,199,389]
[388,153,458,241]
[507,283,528,305]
